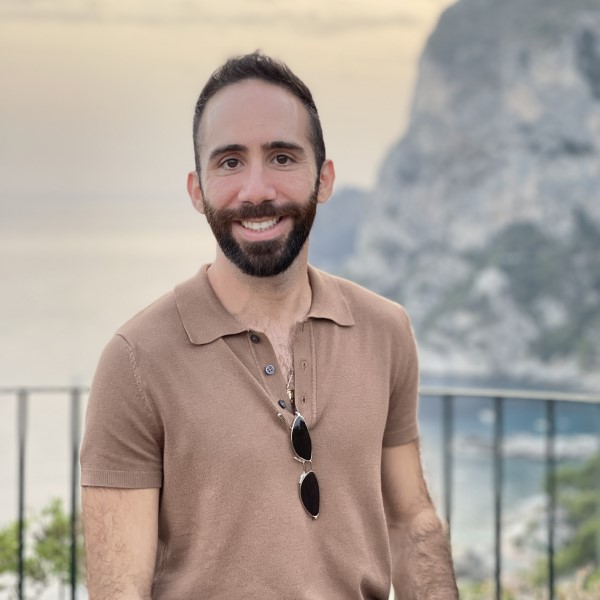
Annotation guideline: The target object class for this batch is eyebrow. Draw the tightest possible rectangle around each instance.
[262,141,306,154]
[208,144,247,163]
[207,140,307,164]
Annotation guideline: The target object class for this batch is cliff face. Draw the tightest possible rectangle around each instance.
[309,187,369,273]
[346,0,600,388]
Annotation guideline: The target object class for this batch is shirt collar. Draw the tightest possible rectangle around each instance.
[305,264,354,326]
[175,264,355,346]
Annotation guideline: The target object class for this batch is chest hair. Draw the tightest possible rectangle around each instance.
[263,323,294,382]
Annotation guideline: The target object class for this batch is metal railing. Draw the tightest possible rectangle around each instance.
[1,385,600,600]
[421,386,600,600]
[1,386,87,600]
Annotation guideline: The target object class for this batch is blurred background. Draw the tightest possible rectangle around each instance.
[1,0,599,598]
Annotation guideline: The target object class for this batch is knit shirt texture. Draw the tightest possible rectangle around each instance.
[80,264,420,599]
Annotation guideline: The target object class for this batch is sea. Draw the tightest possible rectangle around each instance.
[1,202,599,597]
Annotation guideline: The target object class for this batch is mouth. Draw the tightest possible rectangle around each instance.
[234,215,289,242]
[240,217,281,231]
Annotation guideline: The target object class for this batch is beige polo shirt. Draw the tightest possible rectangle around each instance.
[80,264,419,599]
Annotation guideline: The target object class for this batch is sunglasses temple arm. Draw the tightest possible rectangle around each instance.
[277,413,292,431]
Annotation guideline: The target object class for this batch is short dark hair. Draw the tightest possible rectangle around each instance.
[192,52,326,176]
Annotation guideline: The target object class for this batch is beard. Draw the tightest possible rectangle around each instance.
[202,185,319,278]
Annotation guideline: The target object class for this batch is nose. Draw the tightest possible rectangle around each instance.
[237,163,276,205]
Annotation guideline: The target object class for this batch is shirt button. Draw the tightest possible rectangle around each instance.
[265,364,276,376]
[278,399,286,409]
[250,333,260,343]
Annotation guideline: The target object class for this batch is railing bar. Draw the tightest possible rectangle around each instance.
[420,386,600,404]
[0,386,90,395]
[70,388,81,599]
[546,401,556,600]
[17,389,28,600]
[442,395,454,534]
[493,396,503,600]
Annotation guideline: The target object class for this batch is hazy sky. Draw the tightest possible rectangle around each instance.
[1,0,455,201]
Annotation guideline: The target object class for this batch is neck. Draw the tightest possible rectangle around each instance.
[207,246,312,331]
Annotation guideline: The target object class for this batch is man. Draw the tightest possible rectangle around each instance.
[80,52,458,599]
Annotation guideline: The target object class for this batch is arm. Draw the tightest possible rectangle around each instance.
[382,441,458,599]
[82,486,159,600]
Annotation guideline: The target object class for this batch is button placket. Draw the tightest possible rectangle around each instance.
[293,321,315,425]
[247,331,288,411]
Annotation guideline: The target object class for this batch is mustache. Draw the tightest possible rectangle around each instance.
[213,200,311,222]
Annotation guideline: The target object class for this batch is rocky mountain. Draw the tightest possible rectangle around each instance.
[341,0,600,389]
[309,186,369,273]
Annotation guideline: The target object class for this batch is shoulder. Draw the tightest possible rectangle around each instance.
[313,269,419,387]
[88,290,181,412]
[115,289,182,348]
[315,268,412,332]
[106,266,221,359]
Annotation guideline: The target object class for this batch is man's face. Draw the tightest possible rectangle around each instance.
[190,79,332,277]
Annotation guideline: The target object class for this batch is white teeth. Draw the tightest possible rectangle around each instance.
[241,218,280,231]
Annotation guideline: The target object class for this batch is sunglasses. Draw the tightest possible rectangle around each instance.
[279,411,320,519]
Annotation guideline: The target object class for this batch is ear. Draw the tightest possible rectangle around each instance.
[316,159,335,205]
[187,171,205,214]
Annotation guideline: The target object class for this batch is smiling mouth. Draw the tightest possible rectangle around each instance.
[240,217,282,231]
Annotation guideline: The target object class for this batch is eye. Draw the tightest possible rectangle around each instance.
[274,154,292,165]
[222,158,240,169]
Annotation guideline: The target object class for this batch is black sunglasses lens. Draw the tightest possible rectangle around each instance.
[291,415,312,461]
[300,471,320,518]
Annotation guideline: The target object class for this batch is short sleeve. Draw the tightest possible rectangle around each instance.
[80,334,163,488]
[382,307,420,447]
